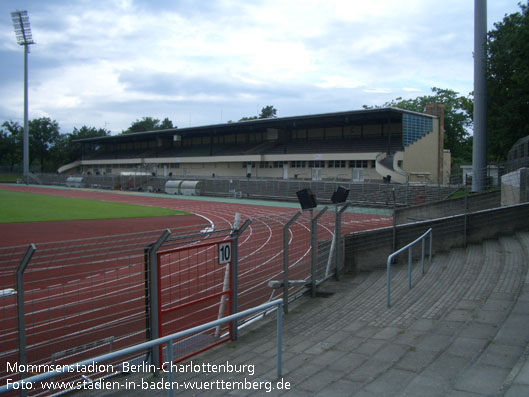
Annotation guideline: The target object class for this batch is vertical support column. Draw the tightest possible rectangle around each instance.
[283,211,301,314]
[148,229,171,373]
[230,218,252,341]
[16,243,36,393]
[472,0,488,193]
[23,44,30,181]
[310,207,327,297]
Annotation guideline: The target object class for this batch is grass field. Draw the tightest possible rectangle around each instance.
[0,190,190,223]
[0,173,22,183]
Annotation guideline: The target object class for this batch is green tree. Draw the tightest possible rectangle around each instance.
[486,2,529,160]
[29,117,60,172]
[239,105,277,121]
[123,117,175,134]
[0,121,23,172]
[364,87,474,169]
[238,116,258,121]
[259,105,277,119]
[64,126,110,164]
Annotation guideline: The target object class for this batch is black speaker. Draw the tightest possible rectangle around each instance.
[331,186,350,204]
[296,188,317,210]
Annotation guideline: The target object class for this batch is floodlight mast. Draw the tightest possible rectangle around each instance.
[11,10,35,182]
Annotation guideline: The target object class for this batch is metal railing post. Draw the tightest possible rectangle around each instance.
[408,247,413,289]
[148,229,171,373]
[429,229,433,266]
[16,243,36,395]
[230,218,252,341]
[334,202,351,280]
[310,206,327,297]
[421,237,425,275]
[387,256,391,307]
[387,228,432,307]
[166,339,174,397]
[464,187,468,247]
[277,300,283,378]
[283,211,302,314]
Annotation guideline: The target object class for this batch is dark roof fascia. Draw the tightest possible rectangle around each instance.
[75,107,436,144]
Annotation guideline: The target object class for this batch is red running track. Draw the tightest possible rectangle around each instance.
[0,184,392,389]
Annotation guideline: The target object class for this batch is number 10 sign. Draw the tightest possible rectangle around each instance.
[218,241,232,265]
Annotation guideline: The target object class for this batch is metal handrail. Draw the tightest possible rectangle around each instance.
[387,228,432,307]
[0,299,283,397]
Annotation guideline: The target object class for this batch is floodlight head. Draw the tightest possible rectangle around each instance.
[331,186,350,204]
[296,188,318,210]
[11,10,35,46]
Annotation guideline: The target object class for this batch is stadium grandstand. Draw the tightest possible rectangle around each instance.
[58,105,450,185]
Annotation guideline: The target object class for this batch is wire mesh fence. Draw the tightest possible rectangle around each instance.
[0,198,397,392]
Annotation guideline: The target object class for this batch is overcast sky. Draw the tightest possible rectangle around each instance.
[0,0,523,135]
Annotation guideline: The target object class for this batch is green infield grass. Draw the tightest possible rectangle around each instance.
[0,190,190,223]
[0,174,22,183]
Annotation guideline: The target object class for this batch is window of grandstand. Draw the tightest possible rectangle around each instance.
[308,128,324,140]
[402,113,433,147]
[328,160,346,168]
[308,160,325,168]
[249,133,261,142]
[294,130,307,140]
[349,160,368,168]
[273,161,285,168]
[259,161,269,168]
[290,161,306,168]
[326,127,341,139]
[242,162,256,168]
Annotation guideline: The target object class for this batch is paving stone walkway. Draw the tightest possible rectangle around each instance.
[89,232,529,396]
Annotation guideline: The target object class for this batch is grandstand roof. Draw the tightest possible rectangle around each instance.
[77,107,438,144]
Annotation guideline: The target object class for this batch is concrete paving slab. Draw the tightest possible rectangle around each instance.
[314,379,364,397]
[422,353,470,381]
[454,364,511,395]
[444,309,474,322]
[459,322,499,340]
[477,344,523,369]
[327,352,370,372]
[345,358,393,383]
[513,360,529,385]
[398,373,450,397]
[363,368,416,395]
[394,350,438,373]
[446,337,489,359]
[355,338,386,355]
[372,343,409,363]
[415,333,453,353]
[472,309,508,324]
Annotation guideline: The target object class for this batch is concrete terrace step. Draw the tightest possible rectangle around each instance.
[92,232,529,396]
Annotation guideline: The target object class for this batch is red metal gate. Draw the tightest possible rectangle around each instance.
[157,239,232,365]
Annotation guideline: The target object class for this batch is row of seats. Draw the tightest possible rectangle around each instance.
[84,137,404,160]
